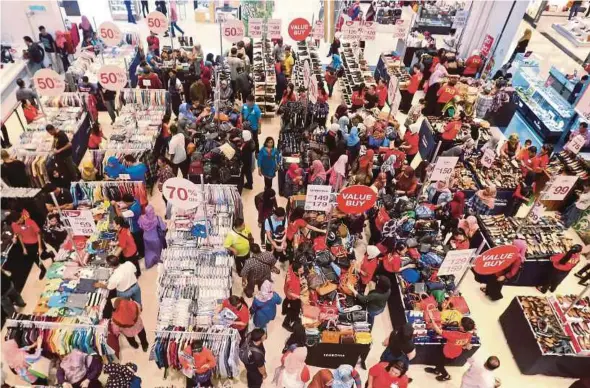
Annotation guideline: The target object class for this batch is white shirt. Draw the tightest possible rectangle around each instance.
[107,262,137,292]
[460,356,496,388]
[575,191,590,210]
[169,133,187,164]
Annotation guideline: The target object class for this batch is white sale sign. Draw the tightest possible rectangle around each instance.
[387,76,398,104]
[305,185,332,212]
[222,20,245,43]
[565,134,585,154]
[162,177,202,210]
[308,77,318,104]
[393,19,408,39]
[248,18,263,38]
[542,175,578,201]
[33,69,66,97]
[267,19,282,39]
[452,10,469,29]
[530,202,545,224]
[480,148,496,168]
[438,249,476,278]
[342,21,360,41]
[431,157,459,181]
[360,21,376,41]
[312,21,324,40]
[62,210,96,236]
[303,60,311,88]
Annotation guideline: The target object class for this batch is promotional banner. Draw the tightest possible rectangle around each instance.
[336,185,377,214]
[288,18,311,41]
[393,19,408,40]
[62,210,96,236]
[33,69,65,97]
[480,34,495,57]
[146,11,168,34]
[248,18,263,38]
[452,9,469,29]
[305,185,332,212]
[222,20,245,42]
[98,65,127,91]
[473,245,520,275]
[98,21,122,46]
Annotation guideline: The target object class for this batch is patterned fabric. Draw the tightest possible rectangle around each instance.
[240,252,277,284]
[466,194,493,215]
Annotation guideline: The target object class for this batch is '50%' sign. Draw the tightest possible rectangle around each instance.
[33,69,65,97]
[98,65,127,91]
[98,21,122,46]
[146,11,169,34]
[222,20,245,43]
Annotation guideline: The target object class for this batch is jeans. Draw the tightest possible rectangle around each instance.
[104,99,117,123]
[368,307,385,328]
[170,21,184,37]
[141,0,149,17]
[117,283,142,306]
[28,61,44,75]
[1,282,25,317]
[569,4,580,19]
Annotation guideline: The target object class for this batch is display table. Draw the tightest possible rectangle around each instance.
[500,297,590,377]
[305,343,371,368]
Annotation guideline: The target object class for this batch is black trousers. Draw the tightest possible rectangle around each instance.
[264,176,274,189]
[423,82,440,116]
[246,367,263,388]
[506,198,525,217]
[577,263,590,283]
[399,90,414,113]
[485,276,506,301]
[434,345,452,377]
[132,230,144,258]
[251,130,260,154]
[172,159,190,178]
[141,0,149,17]
[244,277,264,298]
[241,164,253,189]
[170,94,182,118]
[540,267,568,293]
[235,252,249,276]
[126,328,149,347]
[283,298,302,328]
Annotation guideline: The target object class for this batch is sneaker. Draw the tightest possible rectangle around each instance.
[424,367,440,375]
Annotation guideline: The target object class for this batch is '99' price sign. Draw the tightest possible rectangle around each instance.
[146,11,169,34]
[33,68,65,97]
[98,21,122,46]
[98,65,127,91]
[431,156,459,181]
[542,175,578,201]
[222,20,245,43]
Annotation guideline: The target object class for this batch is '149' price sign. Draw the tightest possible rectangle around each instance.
[98,65,127,91]
[431,156,459,181]
[305,185,332,212]
[542,175,578,201]
[98,21,122,46]
[33,68,65,97]
[146,11,169,34]
[248,18,263,38]
[223,20,245,43]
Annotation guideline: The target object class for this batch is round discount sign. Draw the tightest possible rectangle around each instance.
[336,185,377,214]
[98,65,128,91]
[222,20,245,43]
[162,177,201,210]
[473,245,520,275]
[33,68,65,97]
[288,18,311,41]
[146,11,169,34]
[98,21,122,46]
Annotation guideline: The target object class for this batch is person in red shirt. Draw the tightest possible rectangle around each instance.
[507,172,535,217]
[519,146,537,177]
[180,340,216,386]
[146,31,160,56]
[325,68,338,98]
[436,80,459,116]
[113,216,140,277]
[463,51,483,76]
[382,241,416,273]
[537,244,582,294]
[533,144,552,173]
[283,262,304,331]
[401,123,420,163]
[351,83,366,112]
[368,360,409,388]
[10,210,46,279]
[482,239,527,301]
[448,229,469,250]
[425,315,476,381]
[88,122,107,150]
[286,207,326,251]
[400,64,423,113]
[359,245,381,293]
[441,116,463,141]
[138,65,163,89]
[317,80,329,104]
[280,83,297,105]
[22,100,41,123]
[221,295,250,338]
[376,78,388,109]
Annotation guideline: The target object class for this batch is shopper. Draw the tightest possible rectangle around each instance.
[351,83,366,112]
[42,213,68,252]
[123,0,136,23]
[327,154,347,191]
[537,244,583,293]
[284,163,304,197]
[140,0,149,18]
[21,100,41,123]
[55,349,102,388]
[238,130,255,190]
[400,122,420,164]
[463,50,483,77]
[23,35,45,74]
[243,94,262,151]
[275,346,310,388]
[80,160,98,181]
[481,239,526,301]
[46,124,79,181]
[1,269,26,317]
[111,297,149,352]
[15,78,38,105]
[424,58,448,115]
[394,166,419,197]
[280,82,298,105]
[458,216,480,239]
[283,47,295,78]
[138,65,162,89]
[241,244,278,297]
[506,172,535,217]
[235,67,253,103]
[138,205,166,269]
[563,183,590,227]
[425,316,476,381]
[181,340,216,387]
[104,156,125,180]
[224,217,253,275]
[569,122,590,147]
[256,188,278,243]
[258,137,281,189]
[1,150,30,187]
[250,279,282,329]
[10,211,46,279]
[500,133,521,159]
[426,180,453,208]
[309,365,361,388]
[508,29,531,64]
[400,64,423,113]
[325,68,338,98]
[309,159,327,185]
[368,360,409,388]
[241,328,267,388]
[95,255,141,305]
[466,185,497,216]
[168,124,188,177]
[436,79,459,117]
[358,245,381,294]
[364,85,379,109]
[348,275,391,329]
[264,206,286,251]
[112,217,141,277]
[381,323,416,365]
[461,355,501,388]
[117,193,144,256]
[283,261,304,331]
[87,122,106,150]
[168,0,184,37]
[221,295,250,339]
[3,337,45,385]
[448,229,470,250]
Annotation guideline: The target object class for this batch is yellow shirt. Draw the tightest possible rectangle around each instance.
[223,226,252,257]
[284,55,295,76]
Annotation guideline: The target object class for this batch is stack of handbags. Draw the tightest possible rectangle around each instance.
[355,332,372,344]
[320,320,341,344]
[305,327,320,347]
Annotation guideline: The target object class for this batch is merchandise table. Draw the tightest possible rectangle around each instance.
[305,343,371,368]
[500,297,590,377]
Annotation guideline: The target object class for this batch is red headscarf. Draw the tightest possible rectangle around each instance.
[359,149,375,170]
[287,163,302,181]
[449,191,465,218]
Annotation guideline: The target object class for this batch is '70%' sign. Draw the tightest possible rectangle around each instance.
[162,177,202,210]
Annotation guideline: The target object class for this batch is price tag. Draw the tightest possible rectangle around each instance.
[312,20,324,40]
[565,134,585,154]
[146,11,169,34]
[341,20,360,41]
[542,175,578,201]
[288,18,311,41]
[118,173,131,180]
[393,19,408,39]
[162,177,201,210]
[360,21,376,41]
[98,21,122,46]
[303,60,311,87]
[267,19,282,39]
[222,20,245,43]
[98,65,127,91]
[308,77,318,104]
[62,210,96,236]
[481,148,496,168]
[305,185,332,212]
[248,18,263,38]
[438,249,476,278]
[431,156,459,181]
[530,202,545,224]
[33,68,65,97]
[388,76,398,104]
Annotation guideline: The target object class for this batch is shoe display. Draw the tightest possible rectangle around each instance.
[252,38,277,116]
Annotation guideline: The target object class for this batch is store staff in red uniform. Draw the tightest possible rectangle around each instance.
[436,79,459,116]
[399,63,423,113]
[283,262,304,332]
[376,78,388,110]
[425,316,476,381]
[537,244,583,294]
[221,295,250,339]
[463,50,483,76]
[359,245,381,293]
[532,144,552,174]
[381,241,416,274]
[519,146,537,177]
[368,360,409,388]
[441,115,463,141]
[401,122,420,163]
[351,83,366,112]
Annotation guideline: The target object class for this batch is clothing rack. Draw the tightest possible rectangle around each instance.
[70,180,148,207]
[5,318,107,330]
[83,149,156,189]
[117,88,169,109]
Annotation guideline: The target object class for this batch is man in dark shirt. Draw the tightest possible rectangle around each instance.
[43,183,74,212]
[46,124,79,181]
[15,78,38,106]
[569,75,589,104]
[244,328,267,388]
[23,35,45,74]
[38,26,59,72]
[99,84,117,124]
[1,150,30,187]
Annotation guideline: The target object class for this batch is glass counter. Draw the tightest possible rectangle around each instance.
[415,4,460,35]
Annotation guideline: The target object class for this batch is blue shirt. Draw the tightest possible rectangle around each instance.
[252,292,282,328]
[125,163,147,182]
[264,215,284,233]
[332,54,342,70]
[128,200,141,232]
[257,147,281,178]
[242,104,262,131]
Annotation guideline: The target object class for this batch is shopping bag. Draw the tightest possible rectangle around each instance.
[29,356,51,379]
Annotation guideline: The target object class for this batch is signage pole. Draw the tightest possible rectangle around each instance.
[386,75,399,124]
[324,175,340,241]
[564,284,590,315]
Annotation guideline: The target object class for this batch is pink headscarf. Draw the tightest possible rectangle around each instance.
[2,339,28,370]
[80,16,92,32]
[279,346,308,386]
[458,215,479,237]
[256,280,274,303]
[513,239,528,263]
[310,160,327,183]
[55,31,67,49]
[138,205,159,231]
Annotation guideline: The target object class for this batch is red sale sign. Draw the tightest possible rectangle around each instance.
[146,11,168,34]
[98,65,127,91]
[33,68,65,97]
[473,245,520,275]
[480,34,495,57]
[336,185,377,214]
[98,21,122,46]
[288,18,311,41]
[222,20,245,43]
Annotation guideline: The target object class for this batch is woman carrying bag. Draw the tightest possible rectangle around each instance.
[138,205,167,269]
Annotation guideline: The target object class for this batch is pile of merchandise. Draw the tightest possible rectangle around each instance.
[253,38,277,116]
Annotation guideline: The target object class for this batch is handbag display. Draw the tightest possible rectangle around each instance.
[338,267,358,296]
[321,320,341,344]
[318,305,339,322]
[448,296,470,314]
[355,332,372,344]
[302,304,320,320]
[307,268,325,290]
[316,281,338,296]
[340,333,356,344]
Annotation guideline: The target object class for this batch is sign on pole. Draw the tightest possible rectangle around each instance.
[222,20,245,43]
[393,19,408,40]
[452,10,469,29]
[360,21,376,41]
[162,177,201,210]
[387,76,398,104]
[248,18,263,38]
[305,185,332,212]
[303,60,311,88]
[480,148,496,168]
[98,65,127,91]
[98,21,122,46]
[431,156,459,181]
[288,18,311,41]
[62,210,96,236]
[146,11,169,34]
[309,77,318,104]
[530,202,545,224]
[565,134,585,154]
[336,185,378,214]
[473,245,520,275]
[33,69,66,97]
[542,175,578,201]
[438,249,476,278]
[267,19,282,39]
[341,20,360,41]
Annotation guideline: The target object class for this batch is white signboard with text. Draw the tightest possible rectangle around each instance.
[431,157,459,181]
[438,249,476,278]
[305,185,332,212]
[62,210,96,236]
[542,175,578,201]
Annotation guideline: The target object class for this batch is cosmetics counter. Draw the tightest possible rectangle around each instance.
[500,296,590,377]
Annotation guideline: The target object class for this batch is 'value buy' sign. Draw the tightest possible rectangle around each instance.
[288,18,311,41]
[473,245,520,275]
[336,185,377,214]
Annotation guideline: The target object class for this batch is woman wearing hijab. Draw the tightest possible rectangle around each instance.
[347,127,361,163]
[338,115,350,135]
[80,16,94,40]
[110,297,150,352]
[80,160,98,181]
[449,191,465,219]
[276,346,311,388]
[480,239,527,301]
[309,160,327,185]
[400,122,420,163]
[250,280,282,330]
[104,156,125,180]
[327,155,348,191]
[380,154,397,183]
[394,166,418,197]
[309,364,362,388]
[55,30,71,72]
[177,102,196,134]
[458,215,479,239]
[3,337,45,385]
[256,187,277,243]
[381,323,416,366]
[354,149,374,185]
[284,163,304,197]
[426,179,453,208]
[506,171,535,217]
[56,349,103,388]
[138,205,166,269]
[467,185,497,215]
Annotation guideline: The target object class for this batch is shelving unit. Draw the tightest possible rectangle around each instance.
[252,38,276,116]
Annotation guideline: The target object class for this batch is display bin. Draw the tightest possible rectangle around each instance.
[305,343,371,368]
[500,297,590,377]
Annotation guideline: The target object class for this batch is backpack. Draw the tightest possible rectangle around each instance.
[239,340,264,366]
